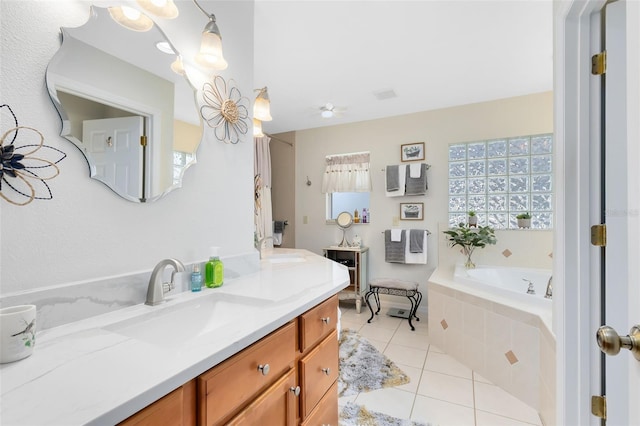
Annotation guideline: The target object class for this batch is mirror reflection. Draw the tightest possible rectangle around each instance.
[46,6,201,202]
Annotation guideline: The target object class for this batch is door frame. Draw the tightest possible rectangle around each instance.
[555,0,640,424]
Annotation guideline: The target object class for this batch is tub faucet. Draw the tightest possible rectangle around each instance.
[257,236,274,260]
[544,276,553,299]
[523,278,535,295]
[146,258,185,306]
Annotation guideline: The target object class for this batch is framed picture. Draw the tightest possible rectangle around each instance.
[401,142,425,162]
[400,202,424,220]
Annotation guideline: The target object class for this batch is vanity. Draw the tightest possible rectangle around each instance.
[0,250,349,425]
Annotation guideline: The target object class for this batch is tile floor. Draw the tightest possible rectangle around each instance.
[339,302,542,426]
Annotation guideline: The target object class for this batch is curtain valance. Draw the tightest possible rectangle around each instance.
[321,151,372,193]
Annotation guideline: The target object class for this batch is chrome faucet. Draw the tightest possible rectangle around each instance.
[544,276,553,299]
[145,259,185,306]
[257,236,274,260]
[523,278,536,295]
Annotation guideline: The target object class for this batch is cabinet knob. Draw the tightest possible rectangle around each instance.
[321,367,331,375]
[257,364,270,376]
[289,386,301,397]
[321,317,331,324]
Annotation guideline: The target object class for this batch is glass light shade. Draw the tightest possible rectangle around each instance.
[254,89,272,122]
[136,0,179,19]
[253,119,264,137]
[108,6,154,32]
[195,31,228,70]
[171,56,185,75]
[321,109,334,118]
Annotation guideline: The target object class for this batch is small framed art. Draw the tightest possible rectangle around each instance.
[400,202,424,220]
[401,142,425,162]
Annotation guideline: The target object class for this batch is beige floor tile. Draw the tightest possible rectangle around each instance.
[384,344,428,369]
[365,337,389,354]
[417,370,474,408]
[393,363,422,394]
[358,324,396,342]
[340,319,363,332]
[474,381,541,425]
[423,351,473,379]
[362,312,404,330]
[390,329,431,350]
[354,387,415,420]
[476,409,542,426]
[411,395,476,426]
[428,344,444,354]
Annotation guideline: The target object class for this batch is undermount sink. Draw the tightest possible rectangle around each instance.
[103,293,265,347]
[265,253,307,263]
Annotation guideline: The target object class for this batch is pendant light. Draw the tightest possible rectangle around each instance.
[254,87,272,121]
[193,0,228,70]
[136,0,179,19]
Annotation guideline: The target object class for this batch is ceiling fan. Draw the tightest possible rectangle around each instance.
[319,102,346,118]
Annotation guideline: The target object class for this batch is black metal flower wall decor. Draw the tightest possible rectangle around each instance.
[0,104,66,206]
[200,75,249,144]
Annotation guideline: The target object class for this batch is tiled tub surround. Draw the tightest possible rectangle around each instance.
[428,266,556,426]
[0,249,349,425]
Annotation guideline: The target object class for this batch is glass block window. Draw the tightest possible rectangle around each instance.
[173,151,194,185]
[448,134,553,229]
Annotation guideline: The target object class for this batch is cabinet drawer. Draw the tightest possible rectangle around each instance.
[299,295,338,353]
[227,369,298,426]
[299,330,339,420]
[197,321,296,425]
[300,381,338,426]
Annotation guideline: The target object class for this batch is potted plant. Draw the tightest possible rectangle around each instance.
[467,210,478,227]
[516,212,532,228]
[443,223,497,269]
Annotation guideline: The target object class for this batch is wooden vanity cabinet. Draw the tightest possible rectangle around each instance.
[119,380,196,426]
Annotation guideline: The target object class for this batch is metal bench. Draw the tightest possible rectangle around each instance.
[365,278,422,331]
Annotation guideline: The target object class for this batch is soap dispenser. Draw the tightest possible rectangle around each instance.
[205,247,224,288]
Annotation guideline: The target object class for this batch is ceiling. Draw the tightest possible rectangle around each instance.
[253,1,553,134]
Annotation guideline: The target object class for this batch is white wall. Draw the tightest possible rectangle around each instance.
[295,92,554,295]
[0,0,256,294]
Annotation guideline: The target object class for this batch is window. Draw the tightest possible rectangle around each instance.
[322,151,371,222]
[448,134,553,229]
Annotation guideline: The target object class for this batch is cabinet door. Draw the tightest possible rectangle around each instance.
[300,381,338,426]
[299,330,339,420]
[226,369,298,426]
[119,381,196,426]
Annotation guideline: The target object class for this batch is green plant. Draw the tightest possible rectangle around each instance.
[516,212,531,219]
[468,210,476,217]
[443,223,497,268]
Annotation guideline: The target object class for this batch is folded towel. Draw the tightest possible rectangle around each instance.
[405,163,428,195]
[385,165,407,197]
[385,230,406,263]
[273,220,285,233]
[409,163,422,178]
[405,230,428,264]
[386,165,400,191]
[391,229,403,242]
[409,229,424,253]
[273,233,282,246]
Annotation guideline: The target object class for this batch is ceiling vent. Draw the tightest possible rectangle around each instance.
[373,89,397,101]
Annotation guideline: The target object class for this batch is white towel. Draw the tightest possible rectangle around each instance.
[391,229,403,242]
[273,233,282,246]
[404,230,428,264]
[409,163,422,178]
[385,165,407,197]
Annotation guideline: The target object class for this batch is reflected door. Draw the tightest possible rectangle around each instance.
[83,116,144,200]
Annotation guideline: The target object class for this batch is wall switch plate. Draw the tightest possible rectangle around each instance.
[392,216,400,226]
[303,215,308,224]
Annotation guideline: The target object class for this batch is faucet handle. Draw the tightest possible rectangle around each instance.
[162,281,175,294]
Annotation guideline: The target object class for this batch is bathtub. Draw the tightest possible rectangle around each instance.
[428,264,556,424]
[453,264,552,313]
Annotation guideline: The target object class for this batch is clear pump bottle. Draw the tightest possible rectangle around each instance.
[205,247,224,288]
[191,264,202,292]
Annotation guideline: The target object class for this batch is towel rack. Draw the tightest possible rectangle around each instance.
[381,164,431,171]
[382,230,431,235]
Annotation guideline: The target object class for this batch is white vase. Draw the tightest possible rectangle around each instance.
[517,218,531,228]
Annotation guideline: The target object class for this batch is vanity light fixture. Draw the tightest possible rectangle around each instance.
[254,87,272,121]
[136,0,179,19]
[253,119,265,137]
[193,0,228,70]
[171,55,185,75]
[108,6,154,32]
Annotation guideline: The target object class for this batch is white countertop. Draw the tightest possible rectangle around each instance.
[0,249,349,426]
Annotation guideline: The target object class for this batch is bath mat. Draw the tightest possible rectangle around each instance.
[339,402,431,426]
[338,328,410,397]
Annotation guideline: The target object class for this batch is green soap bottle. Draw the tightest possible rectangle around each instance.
[205,246,224,288]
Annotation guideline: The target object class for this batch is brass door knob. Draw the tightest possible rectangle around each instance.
[596,325,640,361]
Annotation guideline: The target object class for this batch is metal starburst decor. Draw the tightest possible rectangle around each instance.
[200,75,249,144]
[1,104,66,206]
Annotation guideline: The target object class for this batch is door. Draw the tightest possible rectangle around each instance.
[83,116,144,199]
[595,1,640,425]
